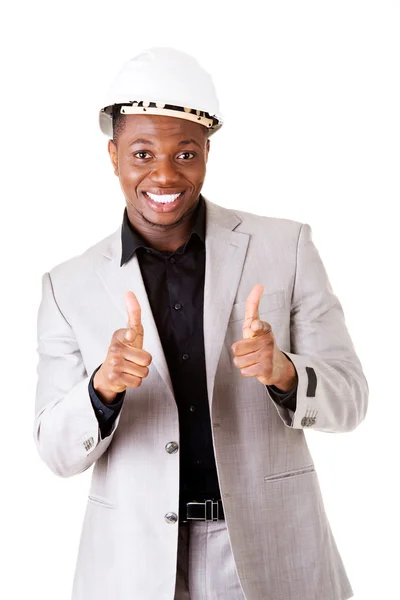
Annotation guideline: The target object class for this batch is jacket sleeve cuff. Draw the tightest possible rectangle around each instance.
[88,365,125,438]
[266,384,297,412]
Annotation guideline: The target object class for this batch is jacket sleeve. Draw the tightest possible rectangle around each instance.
[266,223,368,432]
[33,272,123,477]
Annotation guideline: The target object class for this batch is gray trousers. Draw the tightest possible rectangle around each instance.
[174,519,246,599]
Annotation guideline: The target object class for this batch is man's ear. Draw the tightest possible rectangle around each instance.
[205,138,210,163]
[108,139,119,176]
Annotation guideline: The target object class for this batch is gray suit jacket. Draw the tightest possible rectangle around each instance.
[34,198,368,600]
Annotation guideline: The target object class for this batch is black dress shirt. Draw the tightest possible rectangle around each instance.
[89,195,297,511]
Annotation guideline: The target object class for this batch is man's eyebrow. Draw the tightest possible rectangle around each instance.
[129,138,202,148]
[177,139,202,149]
[130,139,154,146]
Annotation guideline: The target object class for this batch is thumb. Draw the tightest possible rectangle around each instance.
[243,284,264,339]
[124,291,144,349]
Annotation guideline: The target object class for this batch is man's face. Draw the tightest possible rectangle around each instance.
[108,114,210,229]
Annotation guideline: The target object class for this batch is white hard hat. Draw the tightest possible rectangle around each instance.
[99,47,223,138]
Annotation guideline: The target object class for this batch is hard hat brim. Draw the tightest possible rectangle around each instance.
[99,102,223,138]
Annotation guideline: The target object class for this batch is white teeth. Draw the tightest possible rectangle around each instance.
[146,192,182,204]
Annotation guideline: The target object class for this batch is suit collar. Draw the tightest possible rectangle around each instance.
[102,196,242,262]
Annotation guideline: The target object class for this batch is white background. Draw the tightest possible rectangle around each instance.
[1,1,399,598]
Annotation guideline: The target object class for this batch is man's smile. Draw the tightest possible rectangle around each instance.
[141,189,187,212]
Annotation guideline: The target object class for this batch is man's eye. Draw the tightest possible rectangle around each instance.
[133,151,195,160]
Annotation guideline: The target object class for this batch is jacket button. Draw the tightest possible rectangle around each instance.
[165,512,178,524]
[165,441,179,454]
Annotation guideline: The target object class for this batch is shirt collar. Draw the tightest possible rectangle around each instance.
[120,194,206,266]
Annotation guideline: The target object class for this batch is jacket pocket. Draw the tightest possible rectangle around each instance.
[229,290,285,323]
[87,494,116,509]
[264,464,315,482]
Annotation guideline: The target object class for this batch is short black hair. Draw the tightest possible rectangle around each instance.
[111,104,213,144]
[112,104,127,144]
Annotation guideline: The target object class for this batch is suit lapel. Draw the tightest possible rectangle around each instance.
[203,200,249,404]
[95,198,249,407]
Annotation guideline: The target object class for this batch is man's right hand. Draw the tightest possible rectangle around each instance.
[93,291,153,404]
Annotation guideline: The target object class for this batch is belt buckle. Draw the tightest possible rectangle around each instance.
[186,500,219,522]
[186,501,204,521]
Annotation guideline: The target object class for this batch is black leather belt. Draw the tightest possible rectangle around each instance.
[181,499,225,522]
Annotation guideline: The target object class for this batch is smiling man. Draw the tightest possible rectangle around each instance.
[34,48,368,600]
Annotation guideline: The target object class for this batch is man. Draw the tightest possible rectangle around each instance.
[34,47,368,600]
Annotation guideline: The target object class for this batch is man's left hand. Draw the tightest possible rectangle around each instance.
[231,284,298,392]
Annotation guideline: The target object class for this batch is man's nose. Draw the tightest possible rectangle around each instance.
[149,159,180,185]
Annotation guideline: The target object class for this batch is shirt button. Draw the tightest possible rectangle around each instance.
[174,303,182,310]
[146,249,152,254]
[165,441,179,454]
[182,353,190,361]
[196,459,203,466]
[169,257,176,264]
[98,409,104,416]
[189,405,196,412]
[165,512,178,524]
